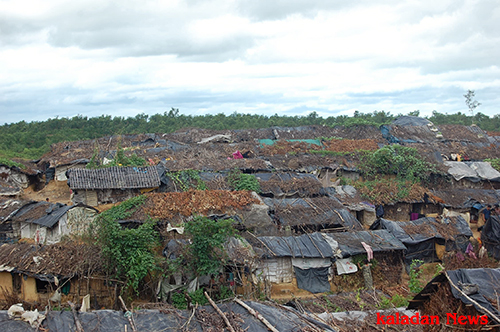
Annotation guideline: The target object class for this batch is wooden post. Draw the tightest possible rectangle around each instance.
[68,301,85,332]
[118,295,137,332]
[204,291,235,332]
[234,297,279,332]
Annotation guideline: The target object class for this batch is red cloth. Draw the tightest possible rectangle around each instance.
[232,150,243,159]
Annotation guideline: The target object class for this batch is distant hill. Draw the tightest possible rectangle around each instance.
[0,109,498,159]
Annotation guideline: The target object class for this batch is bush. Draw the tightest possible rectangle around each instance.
[184,216,236,276]
[228,168,260,192]
[89,195,162,294]
[358,145,436,182]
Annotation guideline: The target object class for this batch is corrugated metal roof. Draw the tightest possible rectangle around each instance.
[68,166,161,190]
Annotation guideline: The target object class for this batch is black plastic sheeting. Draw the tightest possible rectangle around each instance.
[257,232,333,258]
[294,266,331,293]
[372,217,472,265]
[374,217,472,244]
[410,268,500,323]
[326,230,406,258]
[481,215,500,260]
[0,301,336,332]
[447,268,500,321]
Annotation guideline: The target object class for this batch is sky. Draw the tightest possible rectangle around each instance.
[1,0,499,125]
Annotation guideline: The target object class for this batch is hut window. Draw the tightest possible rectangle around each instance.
[12,273,22,293]
[35,279,56,293]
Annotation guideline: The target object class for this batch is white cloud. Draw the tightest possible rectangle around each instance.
[0,0,499,125]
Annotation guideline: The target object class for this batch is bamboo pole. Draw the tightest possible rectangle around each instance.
[68,301,85,332]
[204,291,235,332]
[444,271,500,324]
[118,296,137,332]
[234,297,279,332]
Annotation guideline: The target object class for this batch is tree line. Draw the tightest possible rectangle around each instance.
[1,109,499,159]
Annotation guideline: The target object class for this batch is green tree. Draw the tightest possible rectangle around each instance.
[184,216,236,276]
[464,90,481,123]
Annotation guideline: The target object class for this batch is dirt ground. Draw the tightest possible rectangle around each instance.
[21,180,72,205]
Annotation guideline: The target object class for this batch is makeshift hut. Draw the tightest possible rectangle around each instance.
[256,172,323,197]
[250,232,335,295]
[0,160,40,190]
[409,268,500,330]
[67,166,161,206]
[263,197,362,235]
[371,216,473,266]
[326,229,406,263]
[0,242,109,308]
[5,201,97,244]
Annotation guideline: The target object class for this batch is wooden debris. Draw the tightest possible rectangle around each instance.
[234,297,279,332]
[204,291,235,332]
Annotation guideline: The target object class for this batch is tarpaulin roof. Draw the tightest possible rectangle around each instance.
[0,301,335,332]
[445,161,500,182]
[255,232,334,258]
[375,216,472,245]
[481,215,500,260]
[325,230,406,258]
[7,201,97,229]
[409,268,500,323]
[431,189,500,208]
[68,166,161,190]
[392,116,433,127]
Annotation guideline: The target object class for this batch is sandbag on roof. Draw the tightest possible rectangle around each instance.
[326,230,406,258]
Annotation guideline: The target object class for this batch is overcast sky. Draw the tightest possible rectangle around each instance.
[1,0,499,125]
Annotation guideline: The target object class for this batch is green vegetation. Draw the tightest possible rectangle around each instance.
[183,216,236,276]
[409,259,424,294]
[86,141,148,169]
[171,289,209,309]
[485,158,500,172]
[2,109,500,159]
[0,157,25,169]
[377,294,410,309]
[167,169,207,191]
[354,178,414,204]
[88,195,162,294]
[228,168,261,192]
[358,145,436,183]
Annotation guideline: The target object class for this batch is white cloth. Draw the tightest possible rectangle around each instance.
[292,258,331,269]
[335,258,358,275]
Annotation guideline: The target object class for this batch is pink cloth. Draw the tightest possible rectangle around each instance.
[232,150,243,159]
[361,242,373,261]
[465,243,477,259]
